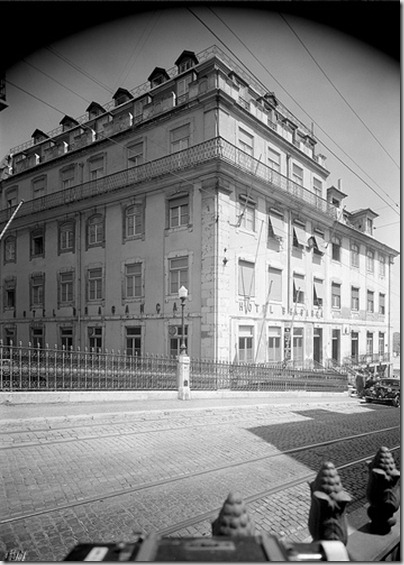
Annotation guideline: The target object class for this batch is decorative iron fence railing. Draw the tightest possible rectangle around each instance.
[0,343,347,393]
[190,358,347,393]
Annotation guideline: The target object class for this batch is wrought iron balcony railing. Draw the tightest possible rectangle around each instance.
[0,137,337,225]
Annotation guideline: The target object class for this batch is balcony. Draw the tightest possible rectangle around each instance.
[0,137,337,224]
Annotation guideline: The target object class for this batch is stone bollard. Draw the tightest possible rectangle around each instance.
[177,353,191,400]
[308,461,352,545]
[366,446,400,533]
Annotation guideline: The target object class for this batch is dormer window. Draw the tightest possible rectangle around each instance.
[112,88,133,107]
[86,102,105,120]
[148,67,170,89]
[31,129,49,145]
[60,115,79,132]
[175,50,198,74]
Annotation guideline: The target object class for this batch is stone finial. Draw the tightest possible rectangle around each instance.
[308,462,352,545]
[212,492,255,537]
[366,446,400,533]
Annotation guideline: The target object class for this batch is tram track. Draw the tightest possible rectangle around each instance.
[0,410,399,450]
[155,446,401,537]
[1,427,399,526]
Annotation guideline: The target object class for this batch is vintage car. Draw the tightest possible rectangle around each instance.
[364,377,400,407]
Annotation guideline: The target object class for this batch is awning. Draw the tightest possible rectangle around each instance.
[269,213,285,238]
[314,279,324,301]
[293,224,307,246]
[313,233,327,253]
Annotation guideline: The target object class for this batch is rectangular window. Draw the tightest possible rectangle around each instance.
[367,290,374,313]
[238,326,254,362]
[169,325,188,357]
[31,229,44,258]
[238,128,254,155]
[88,327,102,351]
[293,328,304,362]
[5,187,18,208]
[30,327,44,348]
[293,274,305,303]
[169,196,189,228]
[239,200,255,231]
[4,236,16,263]
[32,176,46,198]
[127,142,144,166]
[313,177,322,198]
[313,278,324,307]
[177,75,193,101]
[238,260,255,298]
[331,283,341,309]
[379,254,386,277]
[125,263,142,298]
[4,279,16,310]
[351,287,360,311]
[89,157,104,180]
[378,332,385,355]
[61,167,75,189]
[60,327,73,350]
[88,215,104,247]
[268,327,281,362]
[366,332,373,356]
[170,124,190,152]
[350,243,359,267]
[125,204,143,237]
[332,237,341,262]
[30,275,44,307]
[267,147,281,172]
[59,271,74,304]
[169,256,188,295]
[126,327,142,356]
[88,268,103,301]
[268,267,282,302]
[59,222,75,252]
[311,231,326,255]
[366,249,374,273]
[379,293,385,315]
[292,164,304,186]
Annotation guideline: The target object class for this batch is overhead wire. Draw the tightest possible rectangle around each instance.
[21,59,92,104]
[45,46,115,94]
[279,13,400,172]
[192,7,400,217]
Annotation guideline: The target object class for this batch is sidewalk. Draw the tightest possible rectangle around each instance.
[0,390,353,424]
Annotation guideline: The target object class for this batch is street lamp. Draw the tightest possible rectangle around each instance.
[178,285,188,355]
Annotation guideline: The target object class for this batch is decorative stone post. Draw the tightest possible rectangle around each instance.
[308,461,352,545]
[366,446,400,533]
[177,352,191,400]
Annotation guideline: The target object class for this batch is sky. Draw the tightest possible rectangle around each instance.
[0,2,400,332]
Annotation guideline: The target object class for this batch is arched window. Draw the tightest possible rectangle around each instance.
[87,215,104,247]
[4,235,16,263]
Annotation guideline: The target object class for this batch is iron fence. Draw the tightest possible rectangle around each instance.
[0,343,177,391]
[0,343,347,393]
[189,358,347,392]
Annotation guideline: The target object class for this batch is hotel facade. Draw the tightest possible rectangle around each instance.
[0,46,398,372]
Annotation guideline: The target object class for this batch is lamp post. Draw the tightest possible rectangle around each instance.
[178,285,188,355]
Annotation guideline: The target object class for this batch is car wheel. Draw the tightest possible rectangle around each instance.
[392,397,400,408]
[365,398,372,403]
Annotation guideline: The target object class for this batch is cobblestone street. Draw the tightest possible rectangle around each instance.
[0,394,400,561]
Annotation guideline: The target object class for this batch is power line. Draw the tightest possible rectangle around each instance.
[45,46,114,94]
[22,59,92,104]
[279,13,400,172]
[194,7,400,217]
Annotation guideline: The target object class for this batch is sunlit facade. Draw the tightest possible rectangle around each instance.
[0,46,397,372]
